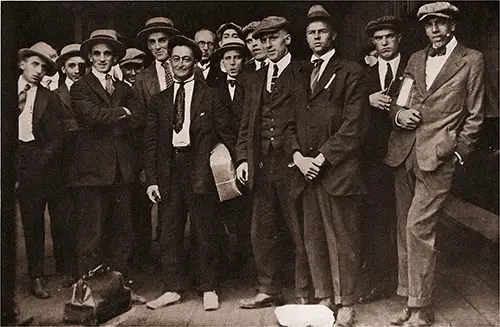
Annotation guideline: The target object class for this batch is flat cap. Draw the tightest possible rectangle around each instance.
[242,21,261,39]
[216,22,243,40]
[307,5,341,31]
[417,2,459,21]
[120,48,146,66]
[365,16,403,36]
[167,35,202,62]
[253,16,290,39]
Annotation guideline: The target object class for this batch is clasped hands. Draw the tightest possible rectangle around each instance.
[293,151,325,181]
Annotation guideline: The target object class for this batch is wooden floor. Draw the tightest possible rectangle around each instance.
[14,211,499,327]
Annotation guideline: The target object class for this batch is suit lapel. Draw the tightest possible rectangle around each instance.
[191,78,205,120]
[310,55,340,100]
[110,81,126,107]
[424,44,466,100]
[32,87,49,130]
[412,49,428,98]
[57,84,71,109]
[146,65,161,96]
[87,73,111,105]
[252,67,267,121]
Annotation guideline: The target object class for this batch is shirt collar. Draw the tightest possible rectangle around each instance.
[271,52,291,72]
[378,53,401,68]
[310,48,336,65]
[432,36,458,54]
[227,75,236,81]
[18,75,36,93]
[92,67,113,81]
[256,58,270,70]
[65,77,74,90]
[156,59,169,70]
[173,74,195,84]
[198,61,211,70]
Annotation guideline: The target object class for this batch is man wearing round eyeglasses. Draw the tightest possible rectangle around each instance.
[194,28,224,86]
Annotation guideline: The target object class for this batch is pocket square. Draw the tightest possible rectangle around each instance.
[200,112,206,117]
[324,73,336,89]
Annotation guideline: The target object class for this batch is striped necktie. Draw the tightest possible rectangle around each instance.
[270,64,279,91]
[18,83,31,113]
[162,61,174,89]
[310,58,324,92]
[173,81,185,133]
[105,74,115,95]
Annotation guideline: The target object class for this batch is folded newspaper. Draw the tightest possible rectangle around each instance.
[210,143,242,202]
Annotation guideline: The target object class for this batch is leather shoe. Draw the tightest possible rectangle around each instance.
[131,291,146,305]
[403,307,435,327]
[318,297,336,312]
[357,286,390,304]
[31,278,50,299]
[335,306,355,327]
[391,306,412,325]
[239,293,284,309]
[295,297,309,304]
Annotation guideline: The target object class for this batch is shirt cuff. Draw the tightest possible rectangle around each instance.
[454,151,464,165]
[395,109,404,127]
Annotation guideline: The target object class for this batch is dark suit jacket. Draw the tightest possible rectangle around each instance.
[363,56,407,163]
[55,83,81,133]
[68,73,144,186]
[17,85,65,183]
[289,55,370,198]
[385,44,485,171]
[143,76,235,200]
[133,64,161,109]
[204,62,225,87]
[235,60,307,190]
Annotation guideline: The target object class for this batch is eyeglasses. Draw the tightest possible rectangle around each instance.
[197,41,215,48]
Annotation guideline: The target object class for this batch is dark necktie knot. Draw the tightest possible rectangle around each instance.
[23,83,31,92]
[227,79,236,87]
[429,46,446,57]
[18,83,31,113]
[313,58,324,67]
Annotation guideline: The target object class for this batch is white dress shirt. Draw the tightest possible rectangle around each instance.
[41,72,59,91]
[155,59,173,91]
[310,47,336,82]
[266,52,291,92]
[197,61,211,79]
[172,75,195,147]
[92,68,131,115]
[255,58,270,71]
[227,76,236,101]
[65,77,74,91]
[18,75,37,142]
[425,36,458,90]
[378,53,401,90]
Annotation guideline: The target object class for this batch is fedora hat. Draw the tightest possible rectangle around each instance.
[307,4,341,31]
[56,43,83,67]
[137,17,181,40]
[18,42,58,76]
[81,29,126,61]
[167,35,202,62]
[119,48,146,66]
[213,37,250,60]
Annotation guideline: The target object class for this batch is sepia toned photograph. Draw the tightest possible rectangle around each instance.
[1,1,498,326]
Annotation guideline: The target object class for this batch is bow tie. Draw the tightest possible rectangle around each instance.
[227,79,236,87]
[429,46,446,57]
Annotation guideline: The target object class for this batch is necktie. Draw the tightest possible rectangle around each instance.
[384,62,393,90]
[270,64,279,91]
[310,58,324,92]
[162,61,174,89]
[105,74,115,95]
[429,46,446,57]
[18,83,31,113]
[258,60,268,70]
[173,81,185,133]
[227,79,236,87]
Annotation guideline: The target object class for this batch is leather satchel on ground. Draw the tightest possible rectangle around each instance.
[63,264,131,325]
[210,143,242,202]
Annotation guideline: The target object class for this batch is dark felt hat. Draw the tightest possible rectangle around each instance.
[253,16,291,39]
[167,35,202,61]
[365,16,403,36]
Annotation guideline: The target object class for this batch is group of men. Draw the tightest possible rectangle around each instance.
[15,2,485,326]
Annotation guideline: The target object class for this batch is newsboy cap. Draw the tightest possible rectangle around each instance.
[167,35,202,62]
[417,2,459,22]
[216,22,243,40]
[137,17,181,40]
[81,29,126,61]
[365,16,403,37]
[56,43,82,67]
[119,48,146,66]
[253,16,290,39]
[18,42,58,76]
[242,21,261,39]
[307,4,340,31]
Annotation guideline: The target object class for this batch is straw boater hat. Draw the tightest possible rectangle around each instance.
[167,35,203,62]
[417,1,459,22]
[213,37,251,60]
[18,42,58,76]
[56,43,83,68]
[81,29,126,61]
[365,16,403,37]
[119,48,146,66]
[136,17,181,40]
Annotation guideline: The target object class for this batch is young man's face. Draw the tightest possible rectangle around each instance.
[260,29,291,63]
[222,28,239,40]
[222,49,244,78]
[120,62,144,85]
[245,32,266,61]
[424,17,455,49]
[19,55,48,84]
[89,43,115,74]
[306,21,336,56]
[170,45,195,81]
[62,55,86,82]
[372,28,401,61]
[147,31,170,62]
[195,30,216,63]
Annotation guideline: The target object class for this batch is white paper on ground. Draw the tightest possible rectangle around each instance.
[275,304,335,327]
